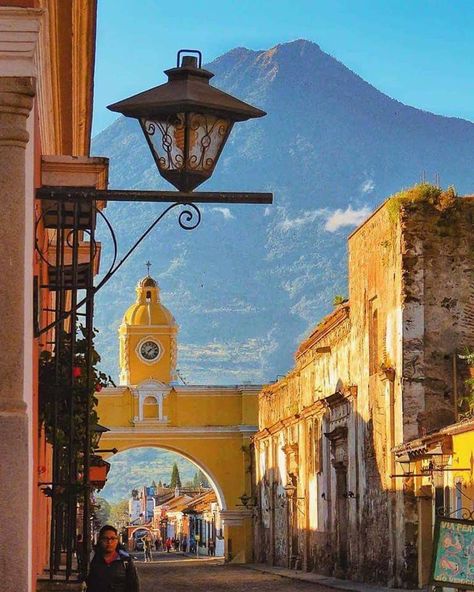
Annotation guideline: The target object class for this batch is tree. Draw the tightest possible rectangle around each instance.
[193,470,210,488]
[95,497,111,527]
[109,499,130,529]
[170,462,182,488]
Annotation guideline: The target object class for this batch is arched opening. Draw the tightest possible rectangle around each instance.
[97,445,226,557]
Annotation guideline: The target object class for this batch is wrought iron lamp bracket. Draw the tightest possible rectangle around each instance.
[34,186,272,336]
[437,507,474,521]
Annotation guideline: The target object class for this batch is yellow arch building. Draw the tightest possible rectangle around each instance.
[96,274,258,561]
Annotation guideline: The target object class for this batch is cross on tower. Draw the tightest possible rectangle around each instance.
[145,261,151,275]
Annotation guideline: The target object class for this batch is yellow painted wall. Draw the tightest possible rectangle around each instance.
[95,274,260,562]
[126,330,174,385]
[451,429,474,501]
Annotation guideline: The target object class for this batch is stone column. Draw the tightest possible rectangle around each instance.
[0,76,35,591]
[220,509,254,563]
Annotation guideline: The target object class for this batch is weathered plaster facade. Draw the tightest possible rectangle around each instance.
[253,194,474,588]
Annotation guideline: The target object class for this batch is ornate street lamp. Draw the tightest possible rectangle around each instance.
[108,50,265,192]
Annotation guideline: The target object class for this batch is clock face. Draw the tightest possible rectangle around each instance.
[139,340,160,361]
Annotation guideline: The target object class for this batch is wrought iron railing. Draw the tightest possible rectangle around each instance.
[36,197,97,581]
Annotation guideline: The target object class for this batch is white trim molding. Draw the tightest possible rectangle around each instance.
[132,379,171,423]
[0,7,43,77]
[102,425,258,438]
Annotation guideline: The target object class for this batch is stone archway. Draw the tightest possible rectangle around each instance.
[102,443,228,512]
[96,383,258,563]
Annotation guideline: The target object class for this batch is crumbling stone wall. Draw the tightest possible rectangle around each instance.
[400,199,474,434]
[253,194,474,588]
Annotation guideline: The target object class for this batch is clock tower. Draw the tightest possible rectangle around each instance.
[118,274,178,386]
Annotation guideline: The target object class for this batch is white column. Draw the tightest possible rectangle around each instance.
[0,9,41,592]
[0,74,35,592]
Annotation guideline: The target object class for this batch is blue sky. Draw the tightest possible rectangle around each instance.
[93,0,474,136]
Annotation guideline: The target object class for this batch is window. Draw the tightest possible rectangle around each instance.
[143,396,158,419]
[369,303,379,375]
[307,418,322,474]
[314,419,322,473]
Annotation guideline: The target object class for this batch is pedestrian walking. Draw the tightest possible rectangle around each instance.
[85,525,139,592]
[208,539,215,557]
[165,537,172,553]
[181,539,187,553]
[154,538,161,552]
[144,536,153,562]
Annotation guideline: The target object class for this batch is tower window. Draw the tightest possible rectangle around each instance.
[369,304,379,375]
[146,290,151,300]
[143,396,159,419]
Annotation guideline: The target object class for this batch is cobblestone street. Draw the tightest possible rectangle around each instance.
[135,553,338,592]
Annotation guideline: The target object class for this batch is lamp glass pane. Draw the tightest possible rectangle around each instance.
[142,113,231,174]
[187,113,231,172]
[142,115,185,172]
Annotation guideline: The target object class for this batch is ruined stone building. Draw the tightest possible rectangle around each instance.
[252,187,474,588]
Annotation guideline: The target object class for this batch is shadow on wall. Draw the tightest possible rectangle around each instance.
[251,408,421,588]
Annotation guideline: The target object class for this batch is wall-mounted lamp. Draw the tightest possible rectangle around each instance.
[108,49,266,193]
[283,484,305,501]
[238,493,256,508]
[343,491,358,499]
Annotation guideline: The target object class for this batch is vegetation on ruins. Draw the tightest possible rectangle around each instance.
[386,183,458,222]
[458,347,474,417]
[332,294,347,307]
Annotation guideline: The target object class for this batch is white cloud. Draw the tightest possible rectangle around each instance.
[361,179,375,194]
[282,274,312,299]
[211,207,235,220]
[276,209,326,233]
[290,295,320,323]
[324,205,371,232]
[160,252,187,278]
[179,331,279,365]
[189,298,256,314]
[176,328,280,384]
[264,207,272,217]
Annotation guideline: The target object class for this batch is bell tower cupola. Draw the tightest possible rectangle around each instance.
[118,272,178,386]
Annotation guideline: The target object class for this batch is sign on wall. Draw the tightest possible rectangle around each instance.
[431,516,474,590]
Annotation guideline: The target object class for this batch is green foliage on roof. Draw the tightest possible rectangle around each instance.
[386,183,457,222]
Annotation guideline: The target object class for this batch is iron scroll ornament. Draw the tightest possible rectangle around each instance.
[144,114,231,172]
[437,507,474,521]
[35,200,201,336]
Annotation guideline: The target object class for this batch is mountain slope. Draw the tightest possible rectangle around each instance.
[92,39,474,385]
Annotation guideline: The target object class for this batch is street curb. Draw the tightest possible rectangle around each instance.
[243,563,421,592]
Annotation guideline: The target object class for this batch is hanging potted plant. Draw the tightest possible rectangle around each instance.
[89,456,111,490]
[39,324,114,455]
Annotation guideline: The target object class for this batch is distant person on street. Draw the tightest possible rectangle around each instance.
[208,539,215,556]
[86,525,139,592]
[165,538,172,553]
[144,536,153,562]
[181,539,187,553]
[155,538,161,551]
